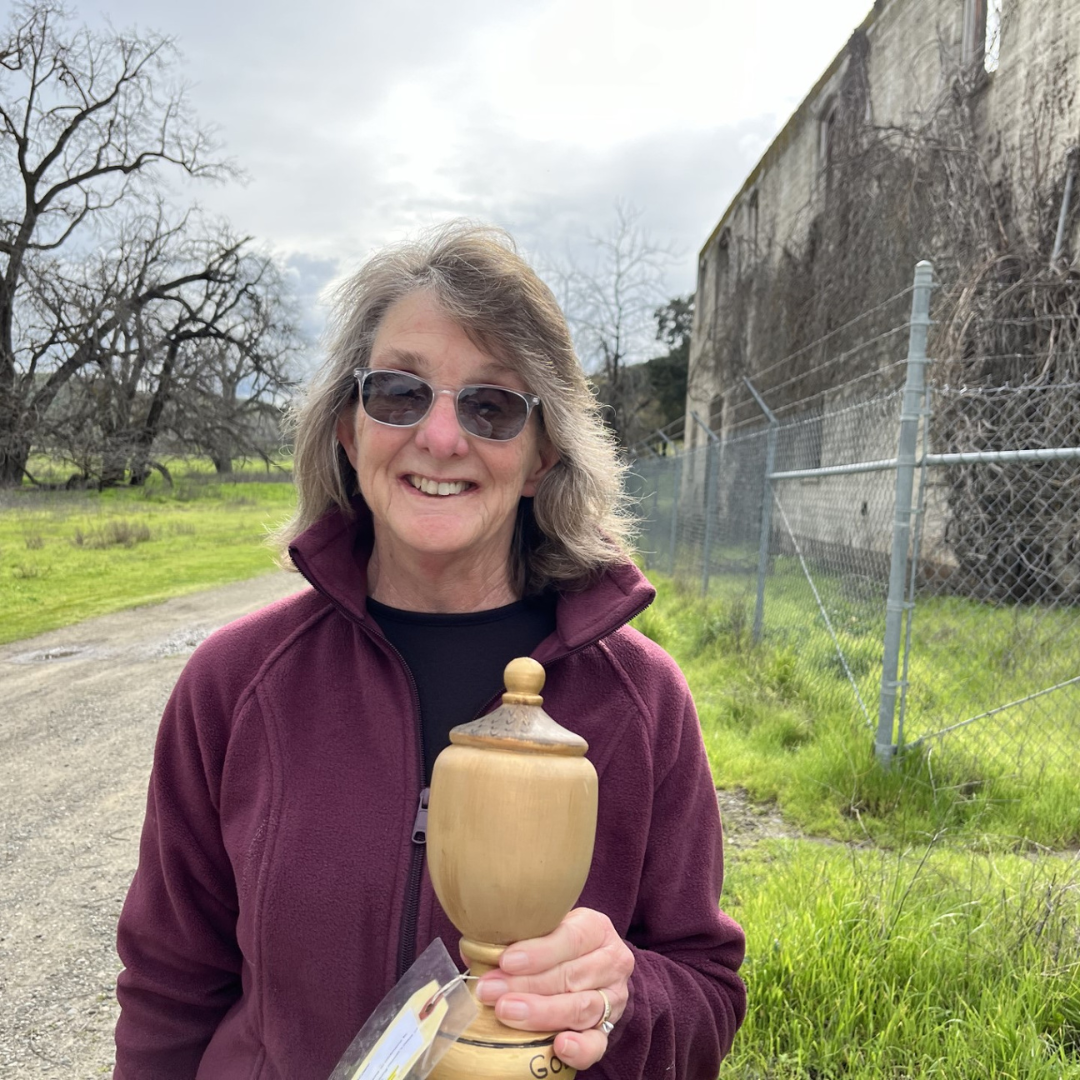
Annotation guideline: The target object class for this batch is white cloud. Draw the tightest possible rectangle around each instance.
[77,0,874,318]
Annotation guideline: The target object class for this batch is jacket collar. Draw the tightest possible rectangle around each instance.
[288,499,655,653]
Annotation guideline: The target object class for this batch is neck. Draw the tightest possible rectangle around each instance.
[367,544,520,613]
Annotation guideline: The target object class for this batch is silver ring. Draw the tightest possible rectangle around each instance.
[594,988,614,1036]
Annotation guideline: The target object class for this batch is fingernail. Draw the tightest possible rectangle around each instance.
[476,978,508,1003]
[499,999,529,1021]
[501,950,528,973]
[562,1036,579,1057]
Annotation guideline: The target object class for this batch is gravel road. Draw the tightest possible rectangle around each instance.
[0,572,310,1078]
[0,572,786,1078]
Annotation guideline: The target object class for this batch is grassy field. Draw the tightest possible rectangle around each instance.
[633,573,1080,1079]
[722,839,1079,1079]
[3,479,1077,1078]
[0,464,296,645]
[634,570,1080,851]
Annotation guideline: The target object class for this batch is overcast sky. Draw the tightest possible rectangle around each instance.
[79,0,873,338]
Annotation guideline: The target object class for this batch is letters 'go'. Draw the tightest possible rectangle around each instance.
[426,657,599,1079]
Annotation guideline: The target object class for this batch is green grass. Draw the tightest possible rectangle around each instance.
[721,839,1080,1079]
[0,466,296,645]
[635,572,1080,851]
[636,571,1080,1078]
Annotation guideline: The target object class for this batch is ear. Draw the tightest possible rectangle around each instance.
[521,435,559,498]
[336,407,360,472]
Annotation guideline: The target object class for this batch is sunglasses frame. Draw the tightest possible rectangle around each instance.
[353,367,541,442]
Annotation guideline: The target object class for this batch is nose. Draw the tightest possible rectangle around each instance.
[414,389,469,457]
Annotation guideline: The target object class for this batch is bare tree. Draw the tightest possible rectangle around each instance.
[553,204,677,446]
[156,242,302,478]
[36,207,301,485]
[0,1,229,485]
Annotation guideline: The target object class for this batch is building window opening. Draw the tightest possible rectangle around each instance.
[984,0,1001,73]
[709,393,724,435]
[716,231,731,275]
[748,189,760,257]
[714,230,731,308]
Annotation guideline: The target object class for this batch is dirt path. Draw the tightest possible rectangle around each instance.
[0,572,310,1078]
[0,573,790,1077]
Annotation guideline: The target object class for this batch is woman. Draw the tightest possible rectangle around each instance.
[114,223,745,1079]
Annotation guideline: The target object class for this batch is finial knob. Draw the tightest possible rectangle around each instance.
[502,656,545,704]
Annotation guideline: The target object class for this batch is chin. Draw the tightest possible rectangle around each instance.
[397,523,484,558]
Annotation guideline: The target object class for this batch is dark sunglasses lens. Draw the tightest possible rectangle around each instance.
[362,371,432,426]
[457,386,530,440]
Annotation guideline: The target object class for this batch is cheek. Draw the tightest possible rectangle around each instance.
[354,424,415,486]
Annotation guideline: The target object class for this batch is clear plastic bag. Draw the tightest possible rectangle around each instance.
[327,938,477,1080]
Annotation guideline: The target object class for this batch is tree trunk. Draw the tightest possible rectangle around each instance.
[0,432,31,487]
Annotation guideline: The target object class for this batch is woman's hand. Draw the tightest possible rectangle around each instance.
[474,907,634,1071]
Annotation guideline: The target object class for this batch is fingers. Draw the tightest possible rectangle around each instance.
[553,1026,609,1071]
[471,906,634,1071]
[498,908,609,976]
[479,985,610,1034]
[486,908,632,998]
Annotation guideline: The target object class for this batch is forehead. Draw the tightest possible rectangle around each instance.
[370,291,521,382]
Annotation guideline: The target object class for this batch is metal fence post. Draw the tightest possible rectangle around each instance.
[653,429,681,574]
[744,379,778,643]
[877,260,934,767]
[670,452,682,575]
[635,450,660,571]
[691,412,720,597]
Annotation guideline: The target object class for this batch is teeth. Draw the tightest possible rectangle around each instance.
[409,475,468,496]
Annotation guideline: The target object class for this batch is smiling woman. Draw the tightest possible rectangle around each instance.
[334,290,558,611]
[112,222,746,1080]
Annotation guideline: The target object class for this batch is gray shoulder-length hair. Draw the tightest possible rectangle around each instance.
[275,221,636,593]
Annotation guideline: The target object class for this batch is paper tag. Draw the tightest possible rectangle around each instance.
[327,939,477,1080]
[347,983,444,1080]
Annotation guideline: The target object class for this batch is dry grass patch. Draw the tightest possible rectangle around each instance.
[72,519,153,549]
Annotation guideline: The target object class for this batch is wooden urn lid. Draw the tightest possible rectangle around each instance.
[448,656,589,756]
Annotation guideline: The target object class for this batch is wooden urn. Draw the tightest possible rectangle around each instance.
[426,657,598,1080]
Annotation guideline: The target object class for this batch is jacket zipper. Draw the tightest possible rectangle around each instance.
[287,551,432,982]
[354,630,428,984]
[396,785,429,979]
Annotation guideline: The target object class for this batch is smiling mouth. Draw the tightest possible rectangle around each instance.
[407,475,471,496]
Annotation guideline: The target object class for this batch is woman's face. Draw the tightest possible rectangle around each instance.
[336,290,557,590]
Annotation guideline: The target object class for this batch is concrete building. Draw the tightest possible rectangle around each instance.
[682,0,1080,583]
[689,0,1079,432]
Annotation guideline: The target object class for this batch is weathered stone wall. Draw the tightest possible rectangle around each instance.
[685,0,1080,574]
[689,0,1080,437]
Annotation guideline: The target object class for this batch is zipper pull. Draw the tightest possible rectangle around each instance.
[412,786,430,844]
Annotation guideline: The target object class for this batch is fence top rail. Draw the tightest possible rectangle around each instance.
[761,445,1080,481]
[936,379,1080,394]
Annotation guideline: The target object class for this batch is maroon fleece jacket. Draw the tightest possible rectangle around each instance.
[114,503,746,1078]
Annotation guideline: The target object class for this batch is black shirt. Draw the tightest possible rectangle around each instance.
[367,593,557,783]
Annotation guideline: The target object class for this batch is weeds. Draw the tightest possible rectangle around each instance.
[72,520,152,549]
[636,572,1080,850]
[630,571,1080,1076]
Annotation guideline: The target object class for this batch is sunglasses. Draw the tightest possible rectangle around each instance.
[354,368,541,442]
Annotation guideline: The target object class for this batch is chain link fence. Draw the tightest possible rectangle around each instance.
[630,263,1080,787]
